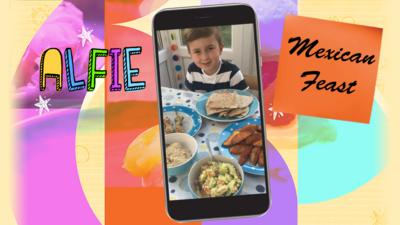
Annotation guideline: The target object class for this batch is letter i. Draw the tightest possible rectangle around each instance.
[109,48,122,91]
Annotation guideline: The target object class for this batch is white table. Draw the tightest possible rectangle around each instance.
[161,87,266,200]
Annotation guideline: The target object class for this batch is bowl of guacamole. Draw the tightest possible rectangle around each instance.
[188,155,244,198]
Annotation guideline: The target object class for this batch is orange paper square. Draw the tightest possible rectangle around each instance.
[273,16,382,123]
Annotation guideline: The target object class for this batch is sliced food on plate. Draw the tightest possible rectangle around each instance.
[222,124,265,167]
[206,90,253,118]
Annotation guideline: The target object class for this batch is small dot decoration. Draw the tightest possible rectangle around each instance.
[170,44,178,51]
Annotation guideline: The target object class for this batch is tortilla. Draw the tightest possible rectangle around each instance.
[227,107,249,117]
[205,90,254,118]
[206,107,230,116]
[206,92,238,109]
[219,110,230,117]
[236,95,253,108]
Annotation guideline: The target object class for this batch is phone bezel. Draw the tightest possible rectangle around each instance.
[152,4,270,221]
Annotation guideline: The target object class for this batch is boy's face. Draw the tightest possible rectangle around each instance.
[187,35,223,75]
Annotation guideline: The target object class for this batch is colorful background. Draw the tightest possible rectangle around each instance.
[2,0,400,225]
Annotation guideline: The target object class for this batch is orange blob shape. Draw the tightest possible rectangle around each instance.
[122,125,162,177]
[142,163,163,187]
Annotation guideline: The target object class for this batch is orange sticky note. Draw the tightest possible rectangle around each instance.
[273,16,382,123]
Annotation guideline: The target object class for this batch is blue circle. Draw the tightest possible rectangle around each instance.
[256,185,266,193]
[169,176,177,183]
[175,65,182,71]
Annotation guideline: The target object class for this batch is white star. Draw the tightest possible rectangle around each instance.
[77,26,93,47]
[268,104,284,121]
[34,95,51,116]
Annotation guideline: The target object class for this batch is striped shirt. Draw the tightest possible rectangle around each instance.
[185,60,248,92]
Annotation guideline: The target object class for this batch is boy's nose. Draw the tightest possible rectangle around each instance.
[200,52,209,61]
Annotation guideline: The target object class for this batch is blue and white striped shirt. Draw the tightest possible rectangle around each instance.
[185,60,248,92]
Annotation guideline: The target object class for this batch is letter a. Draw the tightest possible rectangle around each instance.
[40,48,63,91]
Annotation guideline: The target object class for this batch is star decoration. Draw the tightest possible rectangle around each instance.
[34,95,51,116]
[268,104,284,120]
[372,210,386,225]
[77,26,93,47]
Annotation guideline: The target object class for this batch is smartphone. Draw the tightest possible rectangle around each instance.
[153,4,270,221]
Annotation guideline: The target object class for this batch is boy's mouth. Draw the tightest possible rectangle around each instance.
[202,62,212,67]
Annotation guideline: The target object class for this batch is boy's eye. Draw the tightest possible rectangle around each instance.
[193,50,201,54]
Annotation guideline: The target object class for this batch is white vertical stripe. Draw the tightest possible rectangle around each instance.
[216,71,232,83]
[192,72,205,82]
[230,71,245,87]
[186,71,193,83]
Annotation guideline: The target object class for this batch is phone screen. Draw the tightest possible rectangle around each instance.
[153,5,269,220]
[156,23,267,199]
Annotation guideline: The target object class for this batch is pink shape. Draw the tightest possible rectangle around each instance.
[17,109,100,225]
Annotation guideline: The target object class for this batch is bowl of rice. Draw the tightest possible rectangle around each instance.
[165,133,198,176]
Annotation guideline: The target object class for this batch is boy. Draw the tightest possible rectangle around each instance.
[183,26,248,92]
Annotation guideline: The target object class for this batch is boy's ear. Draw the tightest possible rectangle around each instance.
[219,43,224,53]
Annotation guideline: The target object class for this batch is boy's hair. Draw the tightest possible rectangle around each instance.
[182,26,223,51]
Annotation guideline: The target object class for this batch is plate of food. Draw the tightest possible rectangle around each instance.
[218,117,265,176]
[195,89,259,122]
[163,105,202,136]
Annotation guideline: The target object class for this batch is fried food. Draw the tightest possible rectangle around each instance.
[238,146,252,165]
[223,130,252,146]
[258,151,265,167]
[230,130,253,146]
[253,139,262,147]
[223,124,265,167]
[238,124,258,133]
[229,144,247,155]
[244,132,262,145]
[249,147,261,165]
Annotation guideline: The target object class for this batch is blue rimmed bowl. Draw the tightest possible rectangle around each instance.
[187,155,244,198]
[163,105,202,136]
[165,133,198,176]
